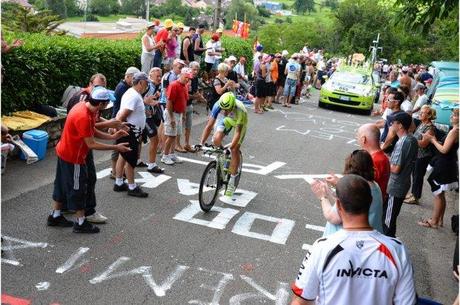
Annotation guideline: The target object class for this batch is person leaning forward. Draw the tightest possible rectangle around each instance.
[47,87,130,234]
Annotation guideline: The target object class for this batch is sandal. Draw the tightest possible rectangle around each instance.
[418,218,438,229]
[184,145,197,153]
[175,147,187,153]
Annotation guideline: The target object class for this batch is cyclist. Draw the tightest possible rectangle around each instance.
[199,92,248,197]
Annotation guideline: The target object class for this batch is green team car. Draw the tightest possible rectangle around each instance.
[318,66,379,114]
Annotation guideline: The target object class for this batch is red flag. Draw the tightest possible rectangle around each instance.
[242,22,250,39]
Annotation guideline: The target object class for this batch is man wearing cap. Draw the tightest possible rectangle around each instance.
[383,111,418,237]
[161,67,192,165]
[154,19,174,68]
[114,72,153,198]
[204,34,222,74]
[181,26,196,64]
[193,24,207,62]
[48,87,131,234]
[66,73,125,224]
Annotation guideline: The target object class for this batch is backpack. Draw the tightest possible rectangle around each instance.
[61,85,81,108]
[162,71,173,89]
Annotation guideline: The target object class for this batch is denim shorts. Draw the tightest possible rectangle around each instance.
[283,78,297,96]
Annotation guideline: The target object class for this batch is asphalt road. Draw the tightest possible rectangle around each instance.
[2,92,458,305]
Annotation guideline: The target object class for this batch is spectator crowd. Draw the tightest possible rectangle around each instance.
[1,18,456,305]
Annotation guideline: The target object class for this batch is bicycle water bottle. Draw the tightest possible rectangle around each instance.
[223,151,231,172]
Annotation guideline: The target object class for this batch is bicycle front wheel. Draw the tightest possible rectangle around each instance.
[198,161,222,212]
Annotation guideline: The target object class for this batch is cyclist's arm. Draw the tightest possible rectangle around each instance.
[200,117,216,145]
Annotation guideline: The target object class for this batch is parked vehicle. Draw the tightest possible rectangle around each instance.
[318,66,378,114]
[428,61,459,127]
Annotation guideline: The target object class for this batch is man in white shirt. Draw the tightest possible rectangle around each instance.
[234,56,249,92]
[114,72,154,198]
[291,174,417,305]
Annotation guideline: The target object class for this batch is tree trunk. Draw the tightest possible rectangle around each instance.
[214,0,221,31]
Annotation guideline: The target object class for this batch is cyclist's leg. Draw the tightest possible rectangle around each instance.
[212,117,226,146]
[229,126,246,175]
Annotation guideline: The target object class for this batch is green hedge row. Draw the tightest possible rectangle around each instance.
[1,32,253,114]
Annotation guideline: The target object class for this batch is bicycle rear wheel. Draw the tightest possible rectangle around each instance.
[198,161,222,212]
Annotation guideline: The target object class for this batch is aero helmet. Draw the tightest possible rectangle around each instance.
[219,92,236,110]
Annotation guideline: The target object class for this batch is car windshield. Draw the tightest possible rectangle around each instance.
[331,72,370,85]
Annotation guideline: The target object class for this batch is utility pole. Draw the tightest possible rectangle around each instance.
[214,0,221,31]
[146,0,150,22]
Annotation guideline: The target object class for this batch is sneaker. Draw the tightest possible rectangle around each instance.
[161,155,175,165]
[86,212,108,224]
[137,160,148,167]
[47,215,74,227]
[170,154,183,164]
[147,165,165,174]
[267,105,274,110]
[128,186,149,198]
[73,220,100,234]
[113,183,128,192]
[224,184,236,197]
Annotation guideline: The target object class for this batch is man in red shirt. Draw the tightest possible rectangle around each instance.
[356,123,390,201]
[161,67,192,165]
[48,87,131,234]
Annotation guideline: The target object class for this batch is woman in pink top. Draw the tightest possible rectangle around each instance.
[164,27,178,70]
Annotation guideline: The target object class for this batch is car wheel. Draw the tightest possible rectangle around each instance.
[318,100,326,108]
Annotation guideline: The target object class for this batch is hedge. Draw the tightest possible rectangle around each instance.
[1,32,253,114]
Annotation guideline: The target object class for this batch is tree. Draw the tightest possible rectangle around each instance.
[324,0,338,10]
[46,0,67,18]
[1,2,64,34]
[256,5,271,18]
[89,0,119,16]
[394,0,458,33]
[293,0,315,14]
[120,0,145,17]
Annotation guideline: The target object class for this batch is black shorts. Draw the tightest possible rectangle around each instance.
[144,117,159,138]
[276,77,286,88]
[116,126,141,168]
[266,81,276,96]
[52,157,88,211]
[205,62,213,73]
[255,79,267,98]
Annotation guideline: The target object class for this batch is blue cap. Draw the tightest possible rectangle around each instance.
[256,44,263,52]
[91,87,113,102]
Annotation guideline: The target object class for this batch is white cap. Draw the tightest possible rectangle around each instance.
[282,50,289,56]
[227,55,237,62]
